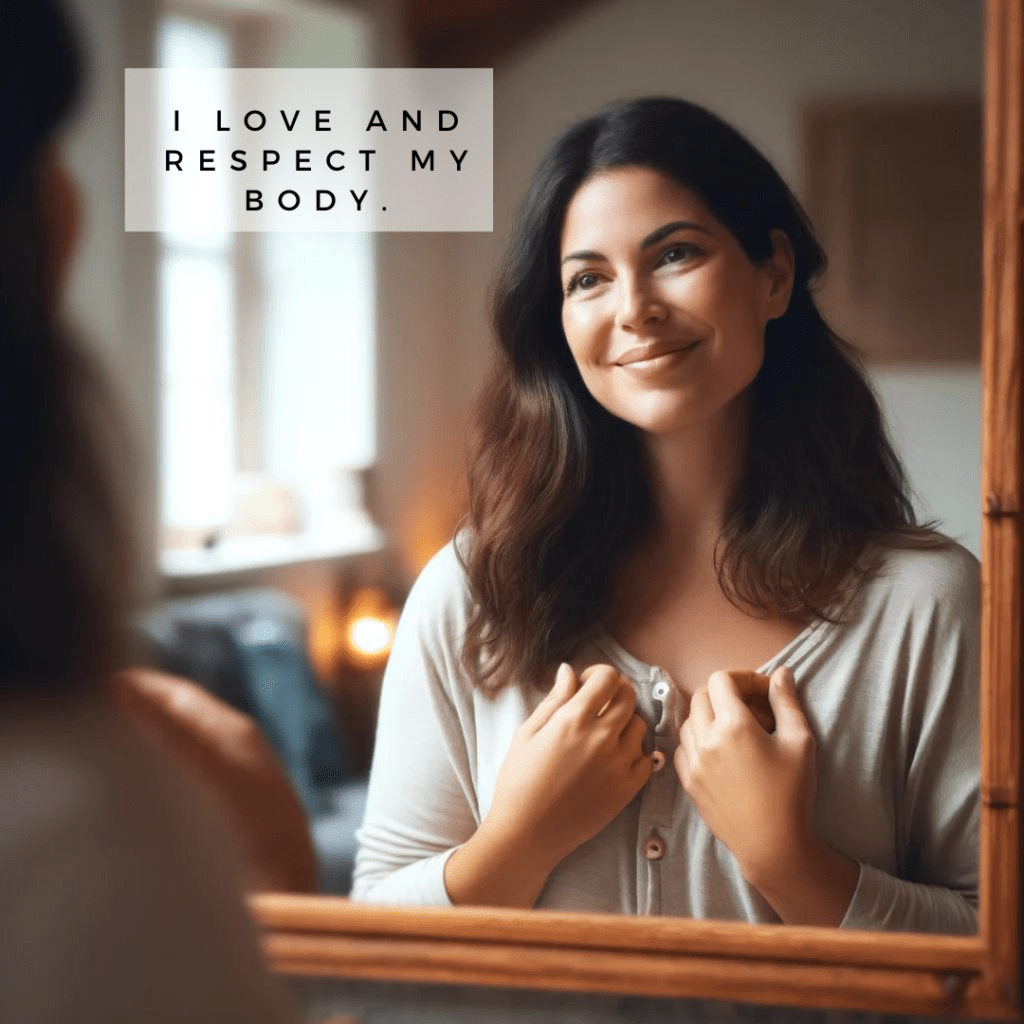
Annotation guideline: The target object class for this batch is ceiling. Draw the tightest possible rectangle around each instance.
[400,0,598,67]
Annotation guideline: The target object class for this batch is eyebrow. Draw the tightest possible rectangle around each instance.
[560,219,713,266]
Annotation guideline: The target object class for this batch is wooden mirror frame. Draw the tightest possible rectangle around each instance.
[250,2,1024,1017]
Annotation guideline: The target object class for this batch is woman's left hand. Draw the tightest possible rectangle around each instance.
[674,665,817,887]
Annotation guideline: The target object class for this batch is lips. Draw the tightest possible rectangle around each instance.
[615,339,701,366]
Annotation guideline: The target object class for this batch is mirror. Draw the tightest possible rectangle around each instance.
[253,0,1024,1015]
[333,0,983,931]
[82,0,1019,1015]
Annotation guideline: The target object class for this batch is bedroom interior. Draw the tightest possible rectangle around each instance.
[56,0,1024,1020]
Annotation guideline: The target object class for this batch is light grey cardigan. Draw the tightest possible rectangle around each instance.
[352,538,979,934]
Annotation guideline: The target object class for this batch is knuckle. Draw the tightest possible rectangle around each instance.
[794,731,815,757]
[699,729,723,755]
[721,718,744,741]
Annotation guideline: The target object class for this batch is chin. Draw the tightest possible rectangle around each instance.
[612,406,704,437]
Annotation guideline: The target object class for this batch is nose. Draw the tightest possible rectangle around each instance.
[615,276,667,332]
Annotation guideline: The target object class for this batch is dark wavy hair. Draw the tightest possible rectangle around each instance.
[0,0,134,698]
[460,96,942,695]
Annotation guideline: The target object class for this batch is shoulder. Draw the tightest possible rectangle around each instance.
[0,702,292,1021]
[0,700,238,877]
[851,535,979,630]
[408,536,471,599]
[403,537,472,614]
[393,536,474,653]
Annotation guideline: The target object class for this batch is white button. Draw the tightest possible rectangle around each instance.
[643,834,666,861]
[652,680,671,701]
[651,749,666,772]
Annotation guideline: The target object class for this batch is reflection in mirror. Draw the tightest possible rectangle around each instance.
[108,0,982,937]
[350,90,980,934]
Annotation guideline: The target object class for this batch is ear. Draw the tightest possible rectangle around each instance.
[763,228,795,321]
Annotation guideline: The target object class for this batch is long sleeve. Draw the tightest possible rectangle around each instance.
[837,542,980,934]
[350,544,481,905]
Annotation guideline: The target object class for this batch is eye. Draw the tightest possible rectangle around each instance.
[564,270,601,296]
[658,242,701,266]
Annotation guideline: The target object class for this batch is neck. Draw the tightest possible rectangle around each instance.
[641,390,752,555]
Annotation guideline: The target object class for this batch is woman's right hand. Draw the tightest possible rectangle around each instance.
[485,661,652,868]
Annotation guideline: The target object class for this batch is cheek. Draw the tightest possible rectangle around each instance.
[561,305,602,369]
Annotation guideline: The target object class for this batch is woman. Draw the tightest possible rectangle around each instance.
[352,98,978,934]
[0,3,300,1018]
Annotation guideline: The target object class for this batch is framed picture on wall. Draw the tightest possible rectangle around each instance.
[802,97,982,364]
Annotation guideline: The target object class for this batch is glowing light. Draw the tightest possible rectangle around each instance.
[348,616,393,658]
[341,587,398,669]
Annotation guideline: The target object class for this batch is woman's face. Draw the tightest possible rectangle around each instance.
[559,165,793,438]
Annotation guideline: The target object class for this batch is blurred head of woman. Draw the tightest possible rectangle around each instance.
[461,96,939,694]
[0,0,133,700]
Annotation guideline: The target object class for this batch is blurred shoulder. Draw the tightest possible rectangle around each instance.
[0,697,240,877]
[397,535,474,641]
[409,536,471,596]
[0,699,294,1021]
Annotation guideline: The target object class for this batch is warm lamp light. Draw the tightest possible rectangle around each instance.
[348,616,392,659]
[341,587,398,670]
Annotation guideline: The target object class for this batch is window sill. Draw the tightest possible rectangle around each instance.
[159,517,385,581]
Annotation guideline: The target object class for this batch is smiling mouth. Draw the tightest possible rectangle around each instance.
[615,339,702,367]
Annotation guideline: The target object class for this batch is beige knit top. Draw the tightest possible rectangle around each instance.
[352,538,979,934]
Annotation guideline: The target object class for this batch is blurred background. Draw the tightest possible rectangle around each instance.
[61,0,983,893]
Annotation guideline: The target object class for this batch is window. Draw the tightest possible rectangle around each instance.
[156,3,380,577]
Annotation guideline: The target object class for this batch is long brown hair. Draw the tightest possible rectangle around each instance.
[0,1,134,697]
[460,97,943,695]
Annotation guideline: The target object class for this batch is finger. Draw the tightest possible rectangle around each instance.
[620,712,649,749]
[595,697,634,739]
[767,665,810,740]
[572,663,629,716]
[747,696,777,734]
[629,747,655,786]
[729,670,772,702]
[687,686,714,733]
[528,662,580,732]
[706,670,751,730]
[675,719,696,788]
[708,670,775,733]
[596,678,637,720]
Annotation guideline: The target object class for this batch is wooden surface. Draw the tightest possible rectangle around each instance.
[257,0,1024,1018]
[403,0,597,67]
[981,0,1024,1014]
